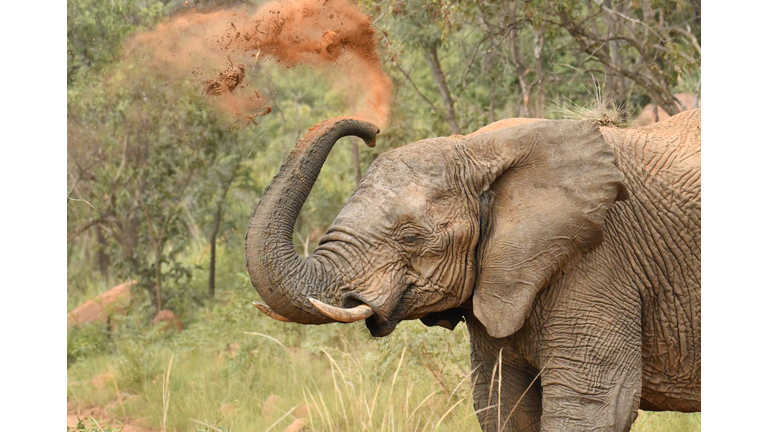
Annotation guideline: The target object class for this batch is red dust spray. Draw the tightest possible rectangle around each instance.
[126,0,392,128]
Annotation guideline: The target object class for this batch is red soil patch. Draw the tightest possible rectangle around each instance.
[67,281,135,327]
[151,309,184,332]
[67,401,160,432]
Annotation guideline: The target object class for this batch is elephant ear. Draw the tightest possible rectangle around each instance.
[461,119,628,338]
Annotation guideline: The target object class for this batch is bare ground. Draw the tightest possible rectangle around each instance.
[67,401,160,432]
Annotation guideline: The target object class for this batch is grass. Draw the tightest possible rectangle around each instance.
[632,411,702,432]
[68,242,700,431]
[68,316,479,431]
[68,416,125,432]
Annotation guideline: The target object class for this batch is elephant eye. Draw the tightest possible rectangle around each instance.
[400,229,421,245]
[402,234,419,244]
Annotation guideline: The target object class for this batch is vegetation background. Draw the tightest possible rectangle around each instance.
[67,0,701,430]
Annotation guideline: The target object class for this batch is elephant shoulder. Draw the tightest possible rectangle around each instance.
[601,110,701,197]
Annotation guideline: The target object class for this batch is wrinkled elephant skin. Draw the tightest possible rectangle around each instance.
[245,111,701,431]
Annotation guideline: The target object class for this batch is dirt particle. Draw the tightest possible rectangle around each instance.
[201,63,246,95]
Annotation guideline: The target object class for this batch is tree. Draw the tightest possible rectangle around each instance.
[368,0,700,135]
[539,0,701,115]
[67,58,248,312]
[67,0,701,317]
[207,155,241,299]
[67,0,166,84]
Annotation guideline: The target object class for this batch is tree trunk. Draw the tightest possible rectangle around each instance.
[423,42,462,135]
[605,0,624,101]
[485,35,497,123]
[209,159,241,299]
[534,27,545,118]
[154,247,162,313]
[95,224,110,279]
[509,1,532,118]
[350,137,362,185]
[489,76,496,123]
[208,206,222,299]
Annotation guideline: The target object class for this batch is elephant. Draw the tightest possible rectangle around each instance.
[245,109,701,431]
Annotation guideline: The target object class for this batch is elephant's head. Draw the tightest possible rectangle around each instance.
[246,117,627,338]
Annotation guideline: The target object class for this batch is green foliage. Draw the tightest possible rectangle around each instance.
[632,411,702,432]
[67,52,250,310]
[67,1,701,431]
[68,416,124,432]
[68,323,111,367]
[368,0,700,135]
[67,0,167,84]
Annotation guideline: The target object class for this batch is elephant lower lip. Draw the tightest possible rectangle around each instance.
[359,286,411,337]
[365,315,399,337]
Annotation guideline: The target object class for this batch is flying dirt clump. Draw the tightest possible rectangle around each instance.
[195,61,272,123]
[201,62,246,96]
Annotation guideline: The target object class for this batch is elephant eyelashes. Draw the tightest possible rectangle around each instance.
[401,234,419,245]
[397,226,424,246]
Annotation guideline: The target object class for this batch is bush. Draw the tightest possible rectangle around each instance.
[68,323,112,367]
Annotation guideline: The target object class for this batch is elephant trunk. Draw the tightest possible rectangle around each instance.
[245,117,380,323]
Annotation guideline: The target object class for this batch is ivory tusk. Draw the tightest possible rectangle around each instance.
[252,301,291,322]
[308,298,374,323]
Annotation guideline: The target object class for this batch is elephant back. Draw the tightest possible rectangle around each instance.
[601,109,701,203]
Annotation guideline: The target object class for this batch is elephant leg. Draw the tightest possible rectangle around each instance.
[468,316,542,432]
[534,295,643,430]
[539,360,641,432]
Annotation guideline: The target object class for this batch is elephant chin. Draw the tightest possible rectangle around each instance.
[365,315,400,337]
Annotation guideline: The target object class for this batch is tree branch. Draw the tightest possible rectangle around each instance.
[67,218,104,243]
[423,41,462,134]
[552,11,681,115]
[393,60,441,114]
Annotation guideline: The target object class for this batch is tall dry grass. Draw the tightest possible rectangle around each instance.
[67,243,699,432]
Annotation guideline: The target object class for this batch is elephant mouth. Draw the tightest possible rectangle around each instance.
[362,283,433,337]
[253,282,415,337]
[344,294,405,337]
[327,277,414,337]
[300,293,403,337]
[358,282,465,337]
[330,286,411,337]
[365,313,402,337]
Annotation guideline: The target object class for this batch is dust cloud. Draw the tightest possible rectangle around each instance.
[126,0,392,128]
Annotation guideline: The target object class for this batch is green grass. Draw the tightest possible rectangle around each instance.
[632,411,701,432]
[68,416,125,432]
[68,312,479,431]
[68,243,700,432]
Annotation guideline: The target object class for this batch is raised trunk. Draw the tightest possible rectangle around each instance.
[245,118,379,323]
